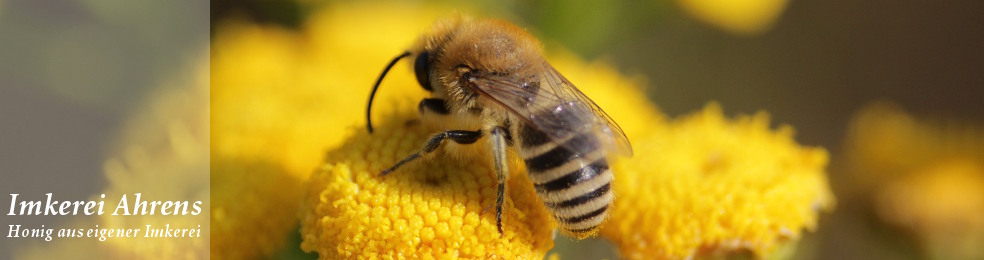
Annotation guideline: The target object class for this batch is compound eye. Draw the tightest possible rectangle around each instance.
[413,51,433,91]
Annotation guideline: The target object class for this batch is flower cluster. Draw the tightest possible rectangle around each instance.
[211,2,833,259]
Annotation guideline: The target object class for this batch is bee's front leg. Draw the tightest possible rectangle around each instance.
[379,129,482,176]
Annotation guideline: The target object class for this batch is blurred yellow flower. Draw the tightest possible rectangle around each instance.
[845,102,984,260]
[211,22,308,259]
[677,0,789,35]
[98,54,210,259]
[16,52,209,259]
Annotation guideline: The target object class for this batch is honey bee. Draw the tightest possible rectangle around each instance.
[366,15,632,238]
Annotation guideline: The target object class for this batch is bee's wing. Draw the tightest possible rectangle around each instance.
[470,62,633,156]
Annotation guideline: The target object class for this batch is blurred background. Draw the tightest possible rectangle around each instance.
[0,0,208,258]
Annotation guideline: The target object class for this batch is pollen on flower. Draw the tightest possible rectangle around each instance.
[299,110,556,259]
[601,103,835,260]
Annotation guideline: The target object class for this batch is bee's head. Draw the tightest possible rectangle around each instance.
[366,15,542,133]
[415,16,542,90]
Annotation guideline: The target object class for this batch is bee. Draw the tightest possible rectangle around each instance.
[366,15,632,238]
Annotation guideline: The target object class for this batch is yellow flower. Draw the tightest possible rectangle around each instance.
[677,0,789,35]
[845,102,984,260]
[599,103,834,259]
[210,22,308,259]
[300,113,556,258]
[210,2,473,258]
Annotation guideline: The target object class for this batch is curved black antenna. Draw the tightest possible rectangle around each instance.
[367,51,411,133]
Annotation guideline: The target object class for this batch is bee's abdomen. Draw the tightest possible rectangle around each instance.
[518,124,613,237]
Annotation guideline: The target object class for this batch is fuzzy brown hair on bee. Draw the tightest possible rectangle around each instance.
[366,15,632,239]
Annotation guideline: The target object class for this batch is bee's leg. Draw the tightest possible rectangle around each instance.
[418,98,450,116]
[379,129,482,176]
[489,126,511,235]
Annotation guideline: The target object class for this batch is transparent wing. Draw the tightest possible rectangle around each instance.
[469,62,633,156]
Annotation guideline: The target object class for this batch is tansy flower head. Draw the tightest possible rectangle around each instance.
[600,103,834,259]
[845,102,984,260]
[300,110,556,259]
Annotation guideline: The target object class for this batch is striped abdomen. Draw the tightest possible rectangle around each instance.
[517,123,613,237]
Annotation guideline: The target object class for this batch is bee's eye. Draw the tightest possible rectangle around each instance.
[414,51,433,91]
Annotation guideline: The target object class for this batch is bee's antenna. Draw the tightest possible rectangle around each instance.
[367,51,412,133]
